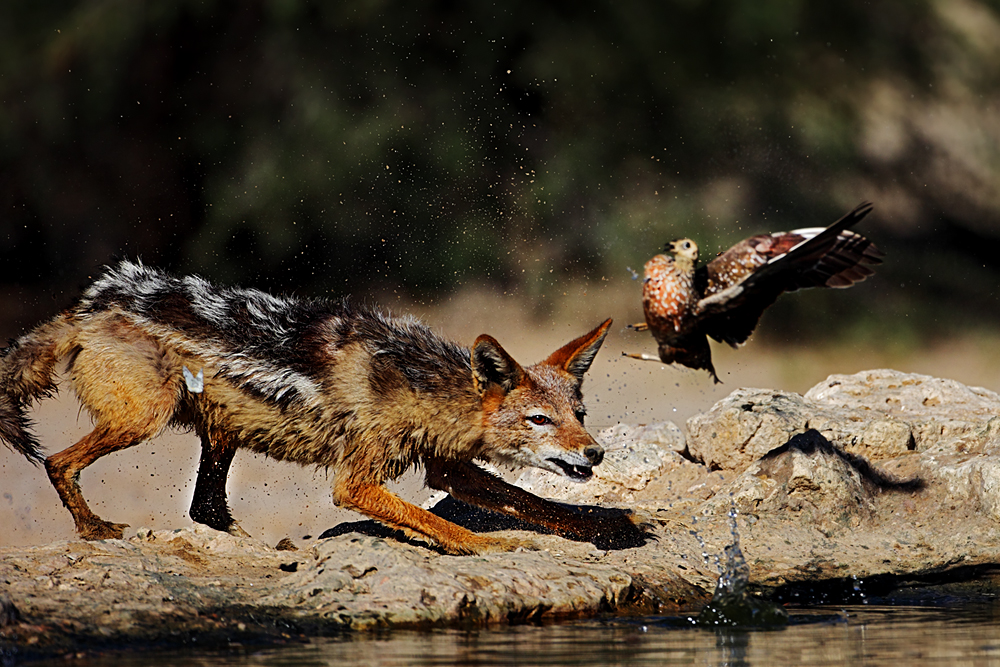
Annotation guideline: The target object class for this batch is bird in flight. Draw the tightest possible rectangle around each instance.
[624,201,883,383]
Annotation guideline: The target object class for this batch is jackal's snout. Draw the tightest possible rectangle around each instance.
[584,444,604,466]
[545,441,605,481]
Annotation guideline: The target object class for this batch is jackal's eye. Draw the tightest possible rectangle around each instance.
[527,414,552,426]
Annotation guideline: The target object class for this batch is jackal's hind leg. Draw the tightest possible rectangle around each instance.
[55,317,183,539]
[189,431,250,537]
[45,427,142,540]
[332,475,527,555]
[425,458,649,550]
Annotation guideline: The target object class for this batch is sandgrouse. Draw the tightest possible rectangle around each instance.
[625,201,882,383]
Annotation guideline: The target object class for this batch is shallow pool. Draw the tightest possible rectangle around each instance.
[24,604,1000,667]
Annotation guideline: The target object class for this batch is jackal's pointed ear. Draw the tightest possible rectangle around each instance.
[544,318,613,382]
[472,334,526,397]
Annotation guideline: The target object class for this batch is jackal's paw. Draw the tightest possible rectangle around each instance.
[586,508,656,551]
[79,519,129,541]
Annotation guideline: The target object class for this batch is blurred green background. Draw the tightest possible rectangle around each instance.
[2,0,999,345]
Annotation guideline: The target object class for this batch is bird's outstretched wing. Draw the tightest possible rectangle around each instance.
[695,202,881,347]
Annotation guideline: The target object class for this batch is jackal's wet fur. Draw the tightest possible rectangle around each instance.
[0,260,645,554]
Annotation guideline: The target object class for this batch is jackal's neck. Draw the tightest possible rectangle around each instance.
[409,367,490,462]
[335,315,490,465]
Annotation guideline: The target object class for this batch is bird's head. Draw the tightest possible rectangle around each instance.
[665,238,699,262]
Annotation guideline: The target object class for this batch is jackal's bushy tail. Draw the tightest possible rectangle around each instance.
[0,314,75,465]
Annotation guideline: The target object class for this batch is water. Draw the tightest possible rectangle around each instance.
[24,605,1000,666]
[690,505,789,629]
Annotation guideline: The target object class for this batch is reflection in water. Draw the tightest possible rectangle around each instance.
[28,605,1000,667]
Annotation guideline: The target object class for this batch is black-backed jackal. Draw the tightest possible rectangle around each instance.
[0,261,646,554]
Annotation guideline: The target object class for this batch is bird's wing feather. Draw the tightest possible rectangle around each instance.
[699,284,785,346]
[695,201,879,346]
[698,201,876,316]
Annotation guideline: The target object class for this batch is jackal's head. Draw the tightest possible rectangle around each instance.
[471,319,612,482]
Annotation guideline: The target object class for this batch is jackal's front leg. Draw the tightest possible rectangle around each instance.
[332,475,528,555]
[189,430,250,538]
[424,458,649,550]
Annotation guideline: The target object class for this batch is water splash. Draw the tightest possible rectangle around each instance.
[851,574,868,604]
[691,505,789,628]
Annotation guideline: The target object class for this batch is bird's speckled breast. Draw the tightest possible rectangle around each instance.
[642,254,695,333]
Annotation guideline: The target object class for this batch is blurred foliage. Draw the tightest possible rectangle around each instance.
[2,0,1000,340]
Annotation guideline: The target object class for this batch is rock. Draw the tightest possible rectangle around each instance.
[687,389,813,472]
[261,535,640,629]
[687,369,1000,471]
[702,429,880,531]
[541,371,1000,589]
[806,369,1000,455]
[7,369,1000,660]
[804,369,1000,419]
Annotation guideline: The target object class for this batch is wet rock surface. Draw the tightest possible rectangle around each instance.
[5,369,1000,660]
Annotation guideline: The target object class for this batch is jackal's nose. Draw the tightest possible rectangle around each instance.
[584,444,604,466]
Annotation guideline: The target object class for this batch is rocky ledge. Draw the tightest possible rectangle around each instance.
[5,369,1000,660]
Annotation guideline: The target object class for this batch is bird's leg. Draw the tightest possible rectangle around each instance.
[621,351,662,362]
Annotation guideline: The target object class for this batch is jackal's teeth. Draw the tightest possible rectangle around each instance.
[547,458,593,481]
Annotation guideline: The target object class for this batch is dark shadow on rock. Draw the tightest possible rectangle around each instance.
[770,563,1000,606]
[318,521,422,546]
[1,593,21,627]
[761,429,925,492]
[319,495,651,551]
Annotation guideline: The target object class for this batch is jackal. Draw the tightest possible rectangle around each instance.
[0,260,646,554]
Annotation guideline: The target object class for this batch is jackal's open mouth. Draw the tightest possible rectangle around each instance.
[548,458,593,481]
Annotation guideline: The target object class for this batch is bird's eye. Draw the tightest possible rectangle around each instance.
[574,410,586,424]
[527,414,552,426]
